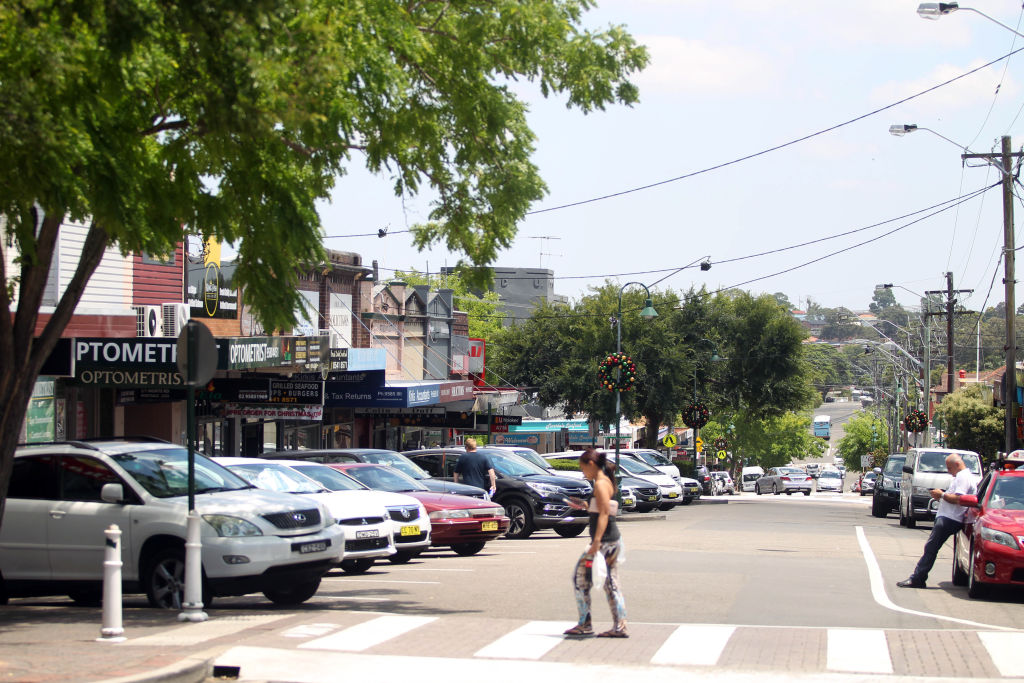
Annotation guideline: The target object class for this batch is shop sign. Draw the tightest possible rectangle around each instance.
[72,338,185,387]
[218,335,327,370]
[490,415,523,427]
[508,419,588,433]
[360,408,445,416]
[324,386,408,407]
[407,385,441,406]
[492,433,540,446]
[329,348,349,372]
[187,238,238,319]
[24,377,55,443]
[346,347,387,371]
[438,381,475,403]
[116,388,188,404]
[269,379,323,405]
[203,378,270,403]
[224,404,323,420]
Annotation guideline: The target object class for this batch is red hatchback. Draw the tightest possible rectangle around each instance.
[953,452,1024,598]
[328,463,509,556]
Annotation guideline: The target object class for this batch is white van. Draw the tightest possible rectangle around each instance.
[740,466,764,493]
[898,447,982,528]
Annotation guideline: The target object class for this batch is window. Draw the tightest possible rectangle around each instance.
[410,453,443,477]
[9,456,58,499]
[59,456,121,502]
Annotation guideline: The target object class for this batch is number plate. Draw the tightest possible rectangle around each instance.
[481,521,498,532]
[667,492,678,498]
[355,529,379,539]
[647,495,657,502]
[298,541,328,554]
[622,498,635,506]
[400,525,420,536]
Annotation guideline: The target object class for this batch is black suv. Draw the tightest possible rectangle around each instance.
[871,453,906,518]
[403,447,591,539]
[693,466,714,496]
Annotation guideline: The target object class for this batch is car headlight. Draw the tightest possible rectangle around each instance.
[980,524,1019,549]
[621,487,634,497]
[527,482,563,496]
[429,509,471,520]
[913,486,931,497]
[883,477,896,488]
[203,514,263,537]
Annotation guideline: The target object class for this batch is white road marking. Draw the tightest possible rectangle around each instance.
[282,623,338,639]
[326,578,440,584]
[854,526,1012,631]
[299,615,437,652]
[384,567,474,572]
[122,614,292,646]
[826,628,892,673]
[474,620,576,660]
[650,624,734,666]
[979,632,1024,676]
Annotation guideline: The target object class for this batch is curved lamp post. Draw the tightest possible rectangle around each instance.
[686,338,721,470]
[612,282,657,497]
[917,3,1024,40]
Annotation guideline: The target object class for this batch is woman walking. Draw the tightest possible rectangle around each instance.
[564,447,628,638]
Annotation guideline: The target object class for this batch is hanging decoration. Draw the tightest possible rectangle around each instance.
[712,436,729,453]
[597,352,638,393]
[681,401,711,429]
[904,409,929,433]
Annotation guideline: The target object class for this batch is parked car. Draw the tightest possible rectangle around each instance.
[816,469,843,493]
[859,471,877,496]
[952,451,1024,598]
[617,449,700,504]
[214,458,417,573]
[263,448,486,498]
[755,467,813,496]
[544,452,665,512]
[693,466,714,496]
[805,462,821,479]
[740,466,764,493]
[872,454,906,518]
[403,447,591,539]
[487,446,557,474]
[899,448,983,528]
[321,462,509,556]
[0,440,345,608]
[710,471,736,495]
[616,456,684,509]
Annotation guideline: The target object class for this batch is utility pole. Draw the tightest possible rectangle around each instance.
[926,273,972,435]
[963,136,1021,453]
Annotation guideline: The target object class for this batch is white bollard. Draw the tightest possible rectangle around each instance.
[178,510,208,622]
[97,524,126,642]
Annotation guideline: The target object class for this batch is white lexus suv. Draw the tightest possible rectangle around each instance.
[0,439,345,608]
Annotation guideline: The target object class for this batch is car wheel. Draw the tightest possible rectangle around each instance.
[756,483,763,495]
[451,541,487,556]
[952,536,969,587]
[67,587,103,607]
[772,483,780,495]
[898,498,909,527]
[554,525,587,538]
[967,542,989,599]
[803,490,811,496]
[680,498,693,505]
[905,504,916,529]
[387,550,421,564]
[263,577,321,606]
[871,495,888,518]
[144,547,210,610]
[340,558,375,574]
[504,499,534,539]
[658,503,675,511]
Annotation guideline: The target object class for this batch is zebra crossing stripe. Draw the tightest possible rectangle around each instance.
[298,615,437,652]
[978,631,1024,677]
[474,621,576,660]
[827,629,892,674]
[650,624,735,666]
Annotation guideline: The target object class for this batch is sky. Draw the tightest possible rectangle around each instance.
[316,0,1024,315]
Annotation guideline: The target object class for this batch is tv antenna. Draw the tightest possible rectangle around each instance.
[525,235,563,268]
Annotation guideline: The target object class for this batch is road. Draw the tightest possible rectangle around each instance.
[170,491,1024,681]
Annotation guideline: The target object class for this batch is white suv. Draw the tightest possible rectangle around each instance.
[0,439,345,608]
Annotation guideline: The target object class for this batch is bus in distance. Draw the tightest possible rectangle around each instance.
[813,415,831,440]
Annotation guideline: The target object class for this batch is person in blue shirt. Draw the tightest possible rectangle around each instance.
[453,438,496,498]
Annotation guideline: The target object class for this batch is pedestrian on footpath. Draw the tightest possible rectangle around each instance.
[897,453,980,589]
[453,437,496,499]
[564,447,628,638]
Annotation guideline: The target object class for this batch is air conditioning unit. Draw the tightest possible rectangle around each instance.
[319,329,346,349]
[162,303,190,337]
[135,305,164,337]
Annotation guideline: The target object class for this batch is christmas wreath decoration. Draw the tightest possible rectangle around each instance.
[712,437,729,453]
[904,409,929,433]
[681,401,711,429]
[598,352,638,392]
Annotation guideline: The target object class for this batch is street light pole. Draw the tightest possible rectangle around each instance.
[614,283,658,498]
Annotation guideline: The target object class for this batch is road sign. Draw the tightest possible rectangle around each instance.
[663,433,677,449]
[717,450,727,460]
[176,321,217,387]
[695,437,704,453]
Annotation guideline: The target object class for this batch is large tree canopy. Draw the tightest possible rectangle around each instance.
[0,0,647,520]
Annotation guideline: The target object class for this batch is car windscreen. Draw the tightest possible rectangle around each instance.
[506,449,553,471]
[917,451,981,474]
[884,457,906,475]
[343,465,427,492]
[291,464,367,491]
[781,468,805,475]
[358,451,432,480]
[863,472,877,480]
[113,448,252,498]
[483,450,550,477]
[632,450,671,467]
[619,457,660,476]
[224,463,324,493]
[819,471,841,478]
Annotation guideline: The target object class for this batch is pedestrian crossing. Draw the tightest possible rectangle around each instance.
[191,612,1024,679]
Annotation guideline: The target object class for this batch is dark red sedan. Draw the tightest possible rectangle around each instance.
[953,451,1024,598]
[327,462,509,556]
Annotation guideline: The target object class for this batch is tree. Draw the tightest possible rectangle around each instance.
[394,269,503,341]
[869,286,897,314]
[836,412,887,472]
[704,410,823,472]
[772,292,794,312]
[0,1,648,521]
[801,343,853,402]
[934,384,1003,462]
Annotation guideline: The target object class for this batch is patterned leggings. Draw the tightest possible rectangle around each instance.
[572,540,626,631]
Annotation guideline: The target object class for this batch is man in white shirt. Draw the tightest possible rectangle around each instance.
[897,454,979,588]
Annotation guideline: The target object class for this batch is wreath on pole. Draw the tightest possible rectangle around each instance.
[597,352,638,393]
[681,401,711,429]
[904,409,929,433]
[712,437,729,452]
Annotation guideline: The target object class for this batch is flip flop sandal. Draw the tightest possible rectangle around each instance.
[596,629,629,638]
[563,625,594,637]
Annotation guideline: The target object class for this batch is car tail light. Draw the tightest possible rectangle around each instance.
[805,477,812,482]
[782,477,791,482]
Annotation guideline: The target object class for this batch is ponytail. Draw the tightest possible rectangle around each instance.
[580,447,617,492]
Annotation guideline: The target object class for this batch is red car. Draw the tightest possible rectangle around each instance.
[327,462,509,556]
[953,451,1024,598]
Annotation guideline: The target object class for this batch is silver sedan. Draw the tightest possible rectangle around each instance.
[755,467,813,496]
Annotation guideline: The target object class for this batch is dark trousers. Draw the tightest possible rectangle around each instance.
[912,515,963,583]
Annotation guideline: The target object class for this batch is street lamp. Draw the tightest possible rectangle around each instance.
[612,282,658,496]
[917,3,1024,40]
[686,339,721,470]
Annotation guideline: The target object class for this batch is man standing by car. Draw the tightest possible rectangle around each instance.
[455,438,497,499]
[897,454,979,589]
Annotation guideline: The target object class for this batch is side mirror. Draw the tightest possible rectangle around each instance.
[100,483,124,504]
[958,494,979,508]
[873,467,882,474]
[902,466,913,474]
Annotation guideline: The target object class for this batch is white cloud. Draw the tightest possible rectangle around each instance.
[636,35,778,95]
[870,61,1019,112]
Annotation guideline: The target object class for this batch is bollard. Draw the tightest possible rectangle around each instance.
[97,525,126,642]
[178,509,208,622]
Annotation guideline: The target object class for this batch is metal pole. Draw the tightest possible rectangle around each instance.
[924,312,932,446]
[614,295,622,500]
[1002,135,1018,453]
[946,270,955,404]
[180,323,207,623]
[97,525,125,642]
[692,370,698,472]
